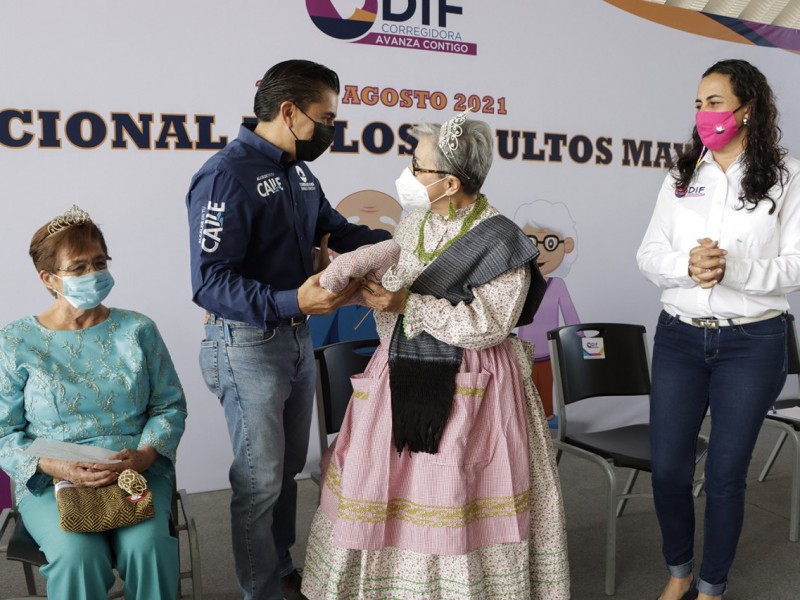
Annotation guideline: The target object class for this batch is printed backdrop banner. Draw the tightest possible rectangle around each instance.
[2,0,800,493]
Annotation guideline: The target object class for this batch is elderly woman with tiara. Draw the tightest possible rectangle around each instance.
[301,112,571,599]
[0,206,187,599]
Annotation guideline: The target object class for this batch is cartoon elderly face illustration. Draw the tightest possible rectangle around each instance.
[336,190,402,234]
[514,200,577,279]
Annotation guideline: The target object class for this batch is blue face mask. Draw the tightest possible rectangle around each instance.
[52,270,115,309]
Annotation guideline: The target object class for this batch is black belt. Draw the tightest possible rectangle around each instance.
[273,316,307,327]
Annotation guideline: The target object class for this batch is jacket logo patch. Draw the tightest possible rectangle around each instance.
[257,174,284,197]
[199,201,225,253]
[296,166,316,191]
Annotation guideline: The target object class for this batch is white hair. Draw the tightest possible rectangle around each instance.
[412,119,493,195]
[513,200,578,278]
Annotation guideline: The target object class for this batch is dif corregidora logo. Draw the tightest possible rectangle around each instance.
[306,0,477,55]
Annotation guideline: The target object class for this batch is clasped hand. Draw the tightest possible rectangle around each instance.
[39,446,158,488]
[297,272,362,315]
[688,238,727,289]
[360,278,408,314]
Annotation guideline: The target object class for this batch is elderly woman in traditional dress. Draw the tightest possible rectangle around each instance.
[0,206,187,599]
[301,113,571,599]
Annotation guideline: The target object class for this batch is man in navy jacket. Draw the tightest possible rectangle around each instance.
[186,59,390,600]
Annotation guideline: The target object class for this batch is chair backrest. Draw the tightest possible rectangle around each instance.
[0,470,11,512]
[548,323,650,437]
[315,339,380,436]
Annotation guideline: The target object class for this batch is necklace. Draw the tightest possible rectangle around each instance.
[415,194,488,264]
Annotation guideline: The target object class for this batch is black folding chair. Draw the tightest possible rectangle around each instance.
[311,339,380,486]
[0,477,202,599]
[548,323,708,596]
[757,313,800,542]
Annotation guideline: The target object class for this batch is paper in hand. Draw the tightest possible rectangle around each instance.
[23,438,121,463]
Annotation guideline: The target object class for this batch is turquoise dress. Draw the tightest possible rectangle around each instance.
[0,308,187,599]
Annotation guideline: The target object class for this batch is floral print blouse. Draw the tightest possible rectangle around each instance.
[0,308,187,501]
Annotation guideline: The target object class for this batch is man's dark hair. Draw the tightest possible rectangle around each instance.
[254,59,340,122]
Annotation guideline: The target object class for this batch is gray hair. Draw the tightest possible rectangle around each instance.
[412,119,493,195]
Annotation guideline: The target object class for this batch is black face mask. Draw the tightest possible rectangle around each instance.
[291,105,335,162]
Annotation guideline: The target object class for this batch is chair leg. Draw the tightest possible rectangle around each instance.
[692,475,706,498]
[556,445,619,595]
[177,489,203,600]
[23,562,38,596]
[615,470,639,518]
[693,434,709,497]
[759,432,789,482]
[188,521,203,600]
[602,461,618,596]
[789,430,800,542]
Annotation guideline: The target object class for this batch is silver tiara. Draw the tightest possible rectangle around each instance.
[438,108,470,159]
[47,205,92,235]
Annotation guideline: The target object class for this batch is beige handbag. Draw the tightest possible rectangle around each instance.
[55,469,154,533]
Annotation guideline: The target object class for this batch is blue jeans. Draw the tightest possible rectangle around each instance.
[200,316,316,600]
[650,310,787,596]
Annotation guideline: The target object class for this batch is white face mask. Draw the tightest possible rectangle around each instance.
[394,168,448,211]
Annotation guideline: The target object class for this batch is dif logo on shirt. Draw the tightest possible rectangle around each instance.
[675,186,707,199]
[306,0,477,55]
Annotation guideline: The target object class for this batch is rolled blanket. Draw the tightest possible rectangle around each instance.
[320,239,401,305]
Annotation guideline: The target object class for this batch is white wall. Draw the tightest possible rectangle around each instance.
[2,0,800,492]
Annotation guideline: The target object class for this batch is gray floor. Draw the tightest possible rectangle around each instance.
[3,423,800,599]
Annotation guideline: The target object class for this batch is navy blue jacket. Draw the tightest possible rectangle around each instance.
[186,124,390,327]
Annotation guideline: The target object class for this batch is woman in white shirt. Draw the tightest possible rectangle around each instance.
[637,59,800,600]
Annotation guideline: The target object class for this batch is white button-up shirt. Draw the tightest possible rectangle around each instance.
[637,152,800,319]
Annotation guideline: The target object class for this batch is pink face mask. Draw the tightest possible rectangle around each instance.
[695,107,743,151]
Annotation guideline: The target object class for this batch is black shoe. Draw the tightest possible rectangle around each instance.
[281,568,309,600]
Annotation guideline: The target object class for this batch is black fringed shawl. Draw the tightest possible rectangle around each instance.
[389,214,547,455]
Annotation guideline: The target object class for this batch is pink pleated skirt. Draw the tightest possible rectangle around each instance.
[304,336,570,599]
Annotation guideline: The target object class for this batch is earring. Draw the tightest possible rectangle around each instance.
[743,115,749,125]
